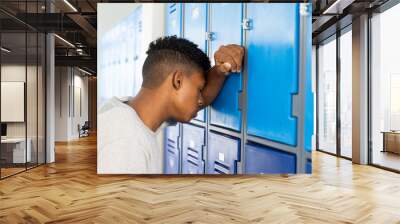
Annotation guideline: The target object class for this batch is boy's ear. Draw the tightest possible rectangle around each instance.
[172,70,183,90]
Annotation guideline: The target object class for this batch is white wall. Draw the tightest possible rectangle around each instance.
[97,3,167,168]
[1,63,46,163]
[55,67,89,141]
[1,65,41,138]
[97,3,166,107]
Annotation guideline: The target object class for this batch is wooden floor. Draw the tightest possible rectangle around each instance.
[0,135,400,223]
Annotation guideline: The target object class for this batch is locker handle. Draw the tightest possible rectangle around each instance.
[201,145,206,162]
[242,18,252,30]
[176,135,181,150]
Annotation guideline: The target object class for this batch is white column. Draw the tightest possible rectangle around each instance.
[46,1,56,163]
[352,14,369,164]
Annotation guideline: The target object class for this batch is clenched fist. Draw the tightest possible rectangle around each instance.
[214,44,245,75]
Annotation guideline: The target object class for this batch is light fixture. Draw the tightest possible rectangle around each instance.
[54,34,75,48]
[63,0,78,12]
[322,0,354,15]
[78,67,93,76]
[1,47,11,53]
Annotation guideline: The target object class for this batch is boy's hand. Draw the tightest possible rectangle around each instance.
[200,44,244,108]
[214,44,245,75]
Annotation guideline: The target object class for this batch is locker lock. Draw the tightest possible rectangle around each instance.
[242,18,252,30]
[206,32,216,41]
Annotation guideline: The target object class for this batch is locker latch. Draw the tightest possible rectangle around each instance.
[242,18,252,30]
[205,32,215,41]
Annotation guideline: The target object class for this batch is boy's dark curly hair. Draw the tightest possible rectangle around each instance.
[142,36,211,88]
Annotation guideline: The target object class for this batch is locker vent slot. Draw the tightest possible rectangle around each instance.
[214,169,225,174]
[214,161,230,174]
[187,147,198,153]
[187,159,198,167]
[187,153,198,161]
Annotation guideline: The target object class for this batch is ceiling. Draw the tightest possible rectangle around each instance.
[0,0,101,74]
[0,0,396,74]
[312,0,391,44]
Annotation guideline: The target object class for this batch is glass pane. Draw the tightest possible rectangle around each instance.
[318,37,337,154]
[38,33,45,165]
[27,31,38,169]
[371,3,400,171]
[340,29,352,158]
[1,31,27,177]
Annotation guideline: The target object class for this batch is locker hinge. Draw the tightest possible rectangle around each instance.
[242,18,252,30]
[292,94,300,118]
[205,32,215,41]
[238,90,244,111]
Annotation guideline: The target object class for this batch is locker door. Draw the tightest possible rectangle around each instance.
[182,124,205,174]
[166,3,182,37]
[306,159,312,174]
[207,132,240,174]
[246,3,300,146]
[209,3,243,131]
[183,3,207,122]
[245,143,296,174]
[164,124,180,174]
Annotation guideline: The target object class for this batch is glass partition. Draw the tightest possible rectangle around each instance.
[317,36,337,155]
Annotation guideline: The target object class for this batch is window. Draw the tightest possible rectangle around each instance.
[317,36,337,154]
[371,2,400,171]
[339,28,352,158]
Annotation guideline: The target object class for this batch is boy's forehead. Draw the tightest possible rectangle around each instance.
[190,70,206,85]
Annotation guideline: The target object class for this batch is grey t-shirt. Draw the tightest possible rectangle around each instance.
[97,97,162,174]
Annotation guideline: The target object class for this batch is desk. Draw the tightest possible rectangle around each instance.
[1,138,31,163]
[382,131,400,154]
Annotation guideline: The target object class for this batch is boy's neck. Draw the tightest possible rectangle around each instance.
[127,88,169,132]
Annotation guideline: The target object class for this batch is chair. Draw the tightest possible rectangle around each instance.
[78,121,90,138]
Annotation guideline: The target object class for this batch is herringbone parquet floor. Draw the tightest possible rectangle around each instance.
[0,134,399,223]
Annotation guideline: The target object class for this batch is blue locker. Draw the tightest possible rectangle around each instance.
[244,143,297,174]
[182,124,205,174]
[166,3,182,36]
[183,3,207,122]
[306,159,312,174]
[164,124,180,174]
[209,3,243,132]
[207,132,240,174]
[246,4,300,146]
